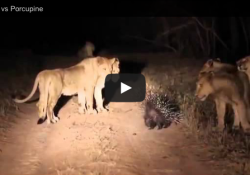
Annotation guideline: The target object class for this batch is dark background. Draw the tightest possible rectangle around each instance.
[0,1,249,64]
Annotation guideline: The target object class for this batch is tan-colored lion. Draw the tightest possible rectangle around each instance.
[195,71,250,132]
[13,56,120,124]
[198,59,250,107]
[237,56,250,80]
[77,41,95,58]
[94,59,120,113]
[198,58,237,79]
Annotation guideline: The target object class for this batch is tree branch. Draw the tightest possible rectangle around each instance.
[156,21,195,39]
[122,35,178,53]
[239,17,249,53]
[192,17,230,51]
[195,24,205,54]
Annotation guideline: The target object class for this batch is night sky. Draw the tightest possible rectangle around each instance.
[0,17,114,49]
[0,1,249,62]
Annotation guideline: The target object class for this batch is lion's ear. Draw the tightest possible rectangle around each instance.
[241,57,247,63]
[111,57,119,64]
[206,59,213,67]
[215,58,221,62]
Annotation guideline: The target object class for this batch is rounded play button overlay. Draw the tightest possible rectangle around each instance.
[121,82,132,94]
[104,73,146,102]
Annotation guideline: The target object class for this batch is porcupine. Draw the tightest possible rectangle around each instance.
[143,92,182,129]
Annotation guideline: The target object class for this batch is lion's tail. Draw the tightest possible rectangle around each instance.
[13,75,40,103]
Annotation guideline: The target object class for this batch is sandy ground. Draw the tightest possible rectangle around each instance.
[0,96,222,175]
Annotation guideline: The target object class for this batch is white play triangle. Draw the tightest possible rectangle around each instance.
[121,82,132,94]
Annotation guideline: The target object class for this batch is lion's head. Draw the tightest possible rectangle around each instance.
[198,58,237,79]
[237,56,250,72]
[78,41,95,58]
[198,59,221,78]
[111,57,120,74]
[97,57,120,76]
[195,72,214,101]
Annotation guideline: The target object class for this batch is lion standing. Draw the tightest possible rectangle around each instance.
[237,56,250,81]
[198,59,250,105]
[196,71,250,132]
[13,56,120,124]
[197,59,250,132]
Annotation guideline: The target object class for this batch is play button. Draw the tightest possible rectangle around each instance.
[121,82,131,94]
[104,73,146,102]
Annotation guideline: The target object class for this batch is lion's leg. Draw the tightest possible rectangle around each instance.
[46,85,61,124]
[243,85,250,123]
[215,99,226,131]
[94,86,106,113]
[47,97,59,124]
[95,76,108,113]
[102,93,109,111]
[78,90,86,114]
[46,95,54,124]
[51,94,61,123]
[85,85,97,115]
[104,102,109,110]
[232,105,240,130]
[234,101,250,132]
[37,84,47,119]
[36,101,45,119]
[46,102,53,124]
[53,111,59,122]
[241,73,250,108]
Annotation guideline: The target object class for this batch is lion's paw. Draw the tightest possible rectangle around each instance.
[51,119,57,124]
[87,108,97,115]
[232,125,240,131]
[97,107,109,114]
[46,119,51,125]
[51,117,59,123]
[78,107,86,115]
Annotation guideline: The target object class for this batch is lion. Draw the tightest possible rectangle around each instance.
[13,56,120,124]
[198,58,250,107]
[198,58,237,79]
[94,60,120,113]
[77,41,95,59]
[195,71,250,132]
[237,56,250,80]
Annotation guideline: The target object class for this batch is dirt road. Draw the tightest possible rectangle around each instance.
[0,98,220,175]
